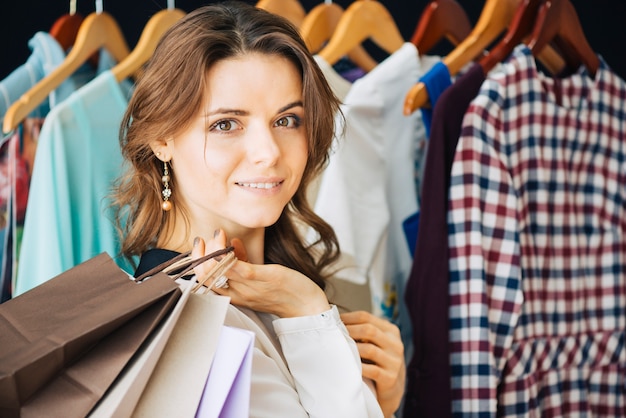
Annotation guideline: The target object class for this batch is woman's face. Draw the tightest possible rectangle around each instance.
[159,52,307,234]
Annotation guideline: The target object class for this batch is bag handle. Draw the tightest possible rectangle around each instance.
[134,246,235,283]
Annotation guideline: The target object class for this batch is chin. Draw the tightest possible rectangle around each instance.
[238,213,282,229]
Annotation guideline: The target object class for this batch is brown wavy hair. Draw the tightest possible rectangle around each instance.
[111,1,341,289]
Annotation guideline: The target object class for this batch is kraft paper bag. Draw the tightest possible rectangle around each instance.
[20,291,178,418]
[0,252,182,416]
[88,280,198,418]
[131,291,231,417]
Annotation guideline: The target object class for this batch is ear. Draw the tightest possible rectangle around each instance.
[149,137,174,162]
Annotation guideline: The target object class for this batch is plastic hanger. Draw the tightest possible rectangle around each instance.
[256,0,306,28]
[479,0,565,75]
[317,0,405,66]
[300,1,377,72]
[527,0,599,77]
[111,8,185,82]
[3,4,129,133]
[410,0,473,56]
[403,0,520,115]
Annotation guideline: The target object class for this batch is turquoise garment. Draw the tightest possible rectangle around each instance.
[0,31,123,122]
[0,32,67,120]
[15,71,134,295]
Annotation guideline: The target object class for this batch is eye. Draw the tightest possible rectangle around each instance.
[274,115,301,128]
[210,119,240,132]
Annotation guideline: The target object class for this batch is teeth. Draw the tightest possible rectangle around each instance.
[238,182,279,189]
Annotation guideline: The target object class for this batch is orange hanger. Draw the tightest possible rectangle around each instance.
[300,1,377,72]
[256,0,306,28]
[479,0,564,75]
[411,0,473,56]
[403,0,520,115]
[111,8,186,82]
[317,0,405,66]
[527,0,599,76]
[3,11,130,133]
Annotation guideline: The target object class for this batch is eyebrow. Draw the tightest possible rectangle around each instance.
[205,100,304,117]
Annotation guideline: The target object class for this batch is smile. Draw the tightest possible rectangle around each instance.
[236,181,282,189]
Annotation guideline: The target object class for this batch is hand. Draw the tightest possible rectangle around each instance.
[340,311,405,418]
[191,232,331,318]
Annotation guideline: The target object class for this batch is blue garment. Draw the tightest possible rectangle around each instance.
[402,61,453,264]
[15,71,134,295]
[0,31,122,123]
[418,61,452,138]
[0,32,67,121]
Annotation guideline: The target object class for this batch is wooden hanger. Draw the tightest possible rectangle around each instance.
[256,0,306,28]
[479,0,565,75]
[317,0,405,67]
[527,0,599,76]
[50,13,84,52]
[3,11,130,133]
[49,0,101,69]
[300,1,377,72]
[410,0,473,56]
[111,8,186,82]
[403,0,520,115]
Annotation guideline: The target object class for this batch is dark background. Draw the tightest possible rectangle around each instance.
[2,1,626,81]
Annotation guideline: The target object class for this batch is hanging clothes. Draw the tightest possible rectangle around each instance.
[14,71,134,295]
[447,44,626,416]
[403,62,488,418]
[312,42,439,358]
[313,55,352,102]
[0,36,122,300]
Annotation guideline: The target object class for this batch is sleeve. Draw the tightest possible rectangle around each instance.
[447,91,524,416]
[273,305,384,418]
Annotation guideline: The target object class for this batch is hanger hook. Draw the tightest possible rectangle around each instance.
[167,0,175,10]
[70,0,77,15]
[95,0,103,14]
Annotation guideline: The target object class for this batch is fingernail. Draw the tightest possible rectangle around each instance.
[193,237,200,247]
[213,229,220,238]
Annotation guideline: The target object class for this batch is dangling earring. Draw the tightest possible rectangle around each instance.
[161,160,172,211]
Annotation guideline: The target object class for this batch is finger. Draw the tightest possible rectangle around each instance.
[191,236,206,260]
[207,228,228,252]
[230,237,248,261]
[341,311,397,333]
[355,340,392,366]
[345,323,388,348]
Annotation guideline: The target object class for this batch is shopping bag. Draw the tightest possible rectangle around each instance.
[130,291,231,417]
[196,325,254,418]
[18,289,178,418]
[88,279,197,418]
[89,288,230,417]
[0,246,235,417]
[0,252,181,416]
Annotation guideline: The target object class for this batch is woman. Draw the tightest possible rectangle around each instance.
[112,2,404,416]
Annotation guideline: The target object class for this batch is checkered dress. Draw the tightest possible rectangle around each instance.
[447,45,626,416]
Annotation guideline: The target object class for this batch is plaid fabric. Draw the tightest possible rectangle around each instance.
[447,45,626,417]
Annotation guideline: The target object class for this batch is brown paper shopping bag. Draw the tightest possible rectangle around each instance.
[89,288,230,418]
[0,252,181,416]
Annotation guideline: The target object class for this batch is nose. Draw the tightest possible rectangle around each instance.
[248,124,280,166]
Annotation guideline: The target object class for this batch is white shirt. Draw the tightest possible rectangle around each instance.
[312,43,439,320]
[224,304,383,417]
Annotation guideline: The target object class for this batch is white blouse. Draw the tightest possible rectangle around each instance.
[223,304,383,417]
